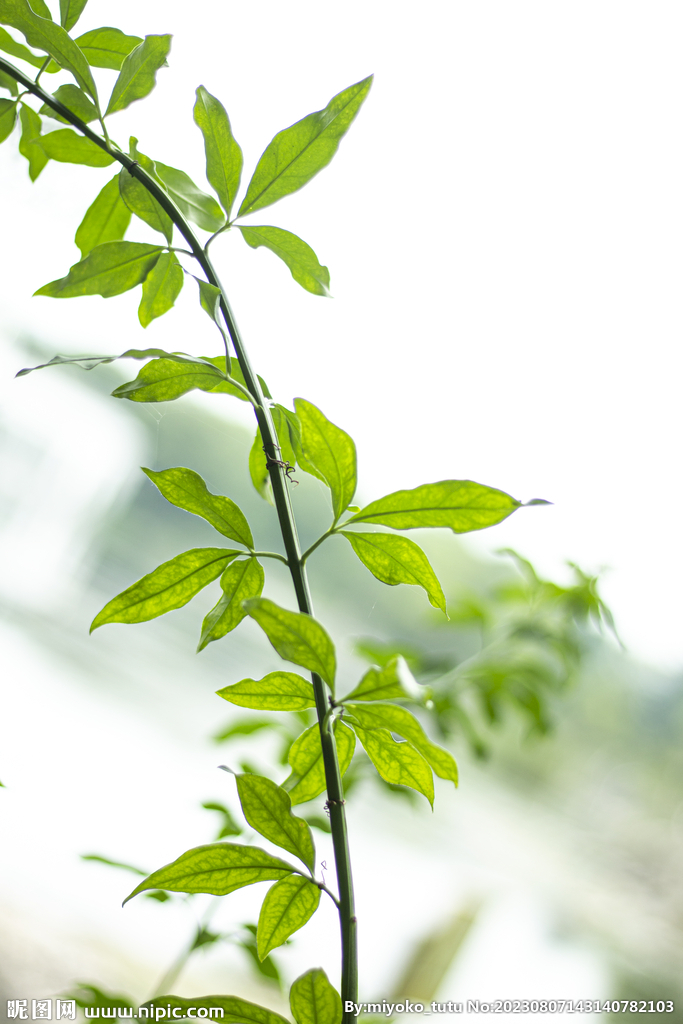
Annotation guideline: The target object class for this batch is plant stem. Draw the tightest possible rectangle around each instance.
[1,56,359,1016]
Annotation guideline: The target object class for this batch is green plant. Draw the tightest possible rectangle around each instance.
[0,2,550,1018]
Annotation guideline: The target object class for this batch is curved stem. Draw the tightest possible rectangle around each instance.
[250,550,289,565]
[0,56,359,1017]
[301,524,340,564]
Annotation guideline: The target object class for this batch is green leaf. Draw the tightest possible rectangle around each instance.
[137,996,290,1024]
[193,84,242,219]
[35,241,163,299]
[249,426,273,503]
[198,557,264,651]
[75,26,142,70]
[40,83,98,123]
[202,800,242,839]
[155,160,225,233]
[294,398,356,520]
[38,127,112,166]
[138,250,183,327]
[345,703,457,786]
[235,773,315,870]
[290,969,341,1024]
[341,531,447,615]
[214,718,276,743]
[74,175,132,257]
[202,354,269,403]
[118,143,173,243]
[239,226,330,297]
[105,34,171,116]
[287,720,355,805]
[196,278,221,322]
[0,68,18,95]
[123,842,295,904]
[59,0,87,32]
[90,547,240,630]
[350,724,434,806]
[143,466,254,547]
[272,404,325,483]
[16,348,216,376]
[0,96,16,142]
[243,598,336,688]
[257,875,320,961]
[81,853,145,875]
[0,26,54,68]
[342,655,417,703]
[347,480,522,534]
[217,672,316,712]
[0,0,98,99]
[27,0,51,19]
[238,76,372,218]
[111,356,228,403]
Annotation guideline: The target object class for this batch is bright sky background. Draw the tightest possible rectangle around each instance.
[1,0,682,671]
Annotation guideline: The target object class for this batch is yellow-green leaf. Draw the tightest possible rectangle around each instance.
[217,672,316,712]
[239,225,330,296]
[138,251,183,327]
[351,724,434,806]
[193,84,242,218]
[138,996,289,1024]
[257,876,320,961]
[345,703,457,786]
[75,26,142,70]
[35,241,163,299]
[143,466,253,546]
[243,597,336,688]
[105,34,171,116]
[287,720,355,805]
[18,102,47,180]
[290,969,341,1024]
[38,127,113,166]
[198,557,264,650]
[235,773,315,870]
[347,480,523,534]
[341,531,447,614]
[75,175,131,257]
[294,398,356,520]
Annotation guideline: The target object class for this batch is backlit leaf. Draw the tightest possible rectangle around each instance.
[235,773,315,870]
[202,354,268,404]
[138,250,183,327]
[239,226,330,296]
[347,480,522,534]
[75,26,142,70]
[0,96,16,142]
[345,703,457,786]
[193,84,242,218]
[156,160,225,233]
[249,426,272,503]
[27,0,50,18]
[91,547,240,630]
[342,655,417,703]
[138,996,289,1024]
[217,672,316,712]
[0,25,54,69]
[287,720,355,805]
[198,557,264,650]
[257,876,320,960]
[112,357,227,402]
[0,67,18,94]
[272,404,324,483]
[341,531,447,614]
[350,724,434,806]
[123,842,295,904]
[243,598,336,688]
[18,102,47,180]
[75,176,131,257]
[40,83,98,123]
[59,0,87,32]
[38,127,113,166]
[294,398,356,520]
[143,466,253,547]
[119,143,173,243]
[238,75,372,218]
[35,241,163,299]
[105,34,171,116]
[16,348,217,376]
[290,969,341,1024]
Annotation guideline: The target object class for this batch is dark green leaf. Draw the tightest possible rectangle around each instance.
[0,96,16,142]
[294,398,356,520]
[138,996,289,1024]
[105,34,171,116]
[239,226,330,297]
[38,127,112,165]
[198,557,264,650]
[257,875,320,960]
[0,25,55,69]
[35,241,163,298]
[111,356,228,403]
[345,703,457,786]
[59,0,87,32]
[287,720,355,805]
[155,160,225,233]
[123,842,295,904]
[118,142,173,243]
[217,672,316,712]
[341,531,447,614]
[81,853,145,875]
[347,480,522,534]
[138,250,183,327]
[350,724,434,805]
[342,655,417,703]
[290,968,341,1024]
[0,68,18,95]
[40,83,98,123]
[249,426,273,503]
[74,175,131,257]
[193,84,242,218]
[243,598,336,688]
[90,547,240,630]
[235,772,315,870]
[75,26,142,70]
[143,466,253,546]
[238,76,372,218]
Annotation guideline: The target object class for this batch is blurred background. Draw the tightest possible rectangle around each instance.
[1,1,682,1022]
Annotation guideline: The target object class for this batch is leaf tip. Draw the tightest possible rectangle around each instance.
[217,764,235,775]
[525,497,553,506]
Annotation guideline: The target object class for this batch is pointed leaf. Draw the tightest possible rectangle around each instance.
[351,724,434,806]
[138,996,289,1024]
[111,356,227,403]
[143,466,253,546]
[16,348,217,376]
[347,480,522,534]
[0,96,16,142]
[235,773,315,870]
[273,404,325,483]
[249,426,272,503]
[119,144,173,243]
[38,127,112,166]
[75,26,142,70]
[196,278,221,322]
[193,84,242,218]
[18,102,47,179]
[35,241,163,299]
[294,398,356,519]
[75,175,131,257]
[258,876,320,961]
[238,75,372,218]
[198,557,264,650]
[27,0,51,18]
[345,703,457,786]
[90,547,240,630]
[59,0,87,32]
[217,672,316,712]
[341,531,447,614]
[138,250,183,327]
[202,354,267,404]
[243,598,336,688]
[155,160,225,233]
[40,83,98,123]
[287,720,355,805]
[290,969,341,1024]
[123,842,295,904]
[342,655,418,703]
[105,34,171,116]
[0,25,54,68]
[239,226,330,296]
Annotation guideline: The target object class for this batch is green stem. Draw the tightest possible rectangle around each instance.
[249,550,289,565]
[301,524,340,564]
[0,56,359,1017]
